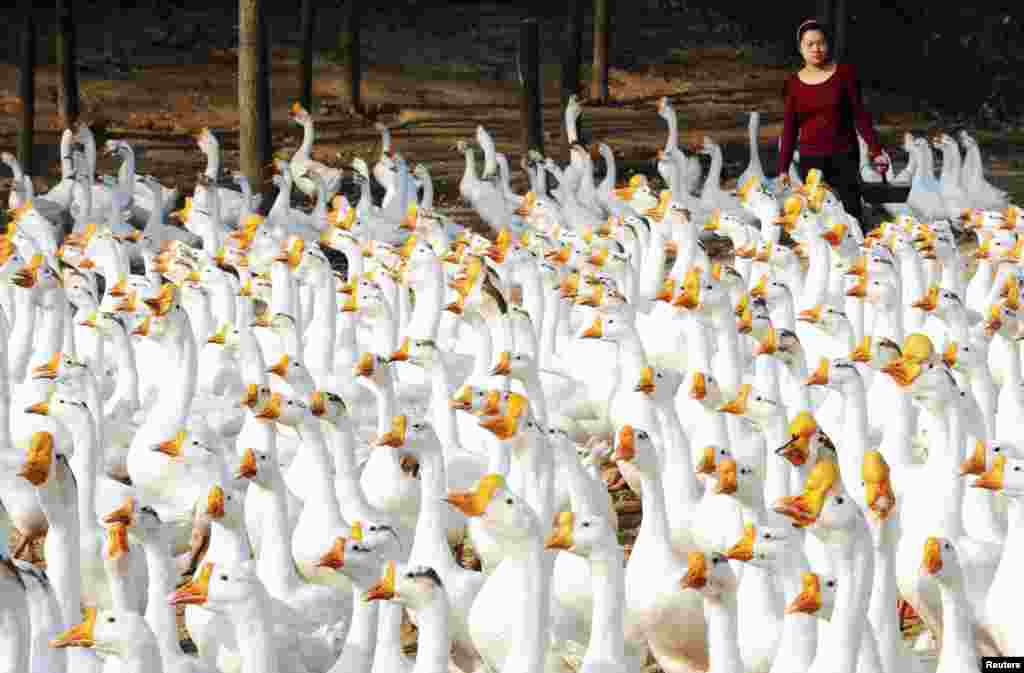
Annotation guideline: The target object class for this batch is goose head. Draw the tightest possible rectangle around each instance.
[805,357,862,393]
[390,337,442,369]
[712,456,761,508]
[168,561,264,614]
[206,322,242,352]
[749,274,792,307]
[772,449,841,529]
[201,484,244,529]
[718,384,782,428]
[365,561,446,612]
[771,329,807,371]
[313,519,393,581]
[576,310,632,342]
[919,536,966,587]
[445,473,538,542]
[239,383,274,414]
[128,503,167,542]
[983,300,1018,338]
[308,391,348,426]
[545,510,618,560]
[17,431,67,487]
[862,450,897,546]
[24,390,91,424]
[634,365,683,404]
[11,253,62,291]
[797,303,850,337]
[150,428,218,465]
[266,353,314,388]
[254,392,310,428]
[775,412,827,468]
[51,607,156,658]
[685,370,724,412]
[849,336,901,371]
[846,274,899,308]
[353,352,392,383]
[941,338,987,374]
[725,524,796,571]
[289,101,312,126]
[478,403,546,444]
[102,519,134,573]
[785,572,838,620]
[680,551,737,600]
[972,453,1024,497]
[232,446,277,487]
[449,384,496,415]
[612,424,659,476]
[695,445,733,482]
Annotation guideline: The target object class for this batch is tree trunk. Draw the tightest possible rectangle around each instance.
[833,0,847,62]
[561,0,584,109]
[17,2,36,174]
[55,0,79,127]
[520,18,543,157]
[299,0,315,110]
[590,0,610,103]
[257,6,272,170]
[239,0,262,189]
[818,0,833,26]
[341,0,362,114]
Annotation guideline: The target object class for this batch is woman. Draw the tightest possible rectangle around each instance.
[778,19,889,222]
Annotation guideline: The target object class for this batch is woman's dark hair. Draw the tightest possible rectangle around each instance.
[797,19,833,45]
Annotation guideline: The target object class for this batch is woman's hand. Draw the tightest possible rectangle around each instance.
[872,152,891,175]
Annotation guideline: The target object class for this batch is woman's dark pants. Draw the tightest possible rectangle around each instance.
[798,148,864,222]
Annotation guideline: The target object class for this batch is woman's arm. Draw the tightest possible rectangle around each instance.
[777,78,799,178]
[843,64,883,159]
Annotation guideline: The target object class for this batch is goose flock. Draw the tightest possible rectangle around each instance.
[0,91,1021,673]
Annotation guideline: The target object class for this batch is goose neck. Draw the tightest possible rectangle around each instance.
[467,313,494,379]
[345,578,381,664]
[405,258,444,343]
[411,593,451,673]
[705,591,744,673]
[408,446,456,572]
[260,452,303,596]
[140,534,184,663]
[584,552,627,666]
[232,593,280,673]
[936,577,977,667]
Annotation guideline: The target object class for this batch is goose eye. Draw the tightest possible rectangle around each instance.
[764,532,772,539]
[834,496,844,505]
[944,542,952,550]
[582,521,591,527]
[107,617,115,623]
[826,580,835,588]
[221,575,228,581]
[505,497,514,505]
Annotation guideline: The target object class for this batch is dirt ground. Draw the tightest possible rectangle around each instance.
[3,44,1022,229]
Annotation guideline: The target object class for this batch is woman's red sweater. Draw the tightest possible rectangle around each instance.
[777,62,883,176]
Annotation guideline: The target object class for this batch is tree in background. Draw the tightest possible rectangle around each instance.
[561,0,584,110]
[340,0,362,115]
[590,0,610,103]
[18,0,36,174]
[56,0,79,127]
[299,0,315,110]
[239,0,269,191]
